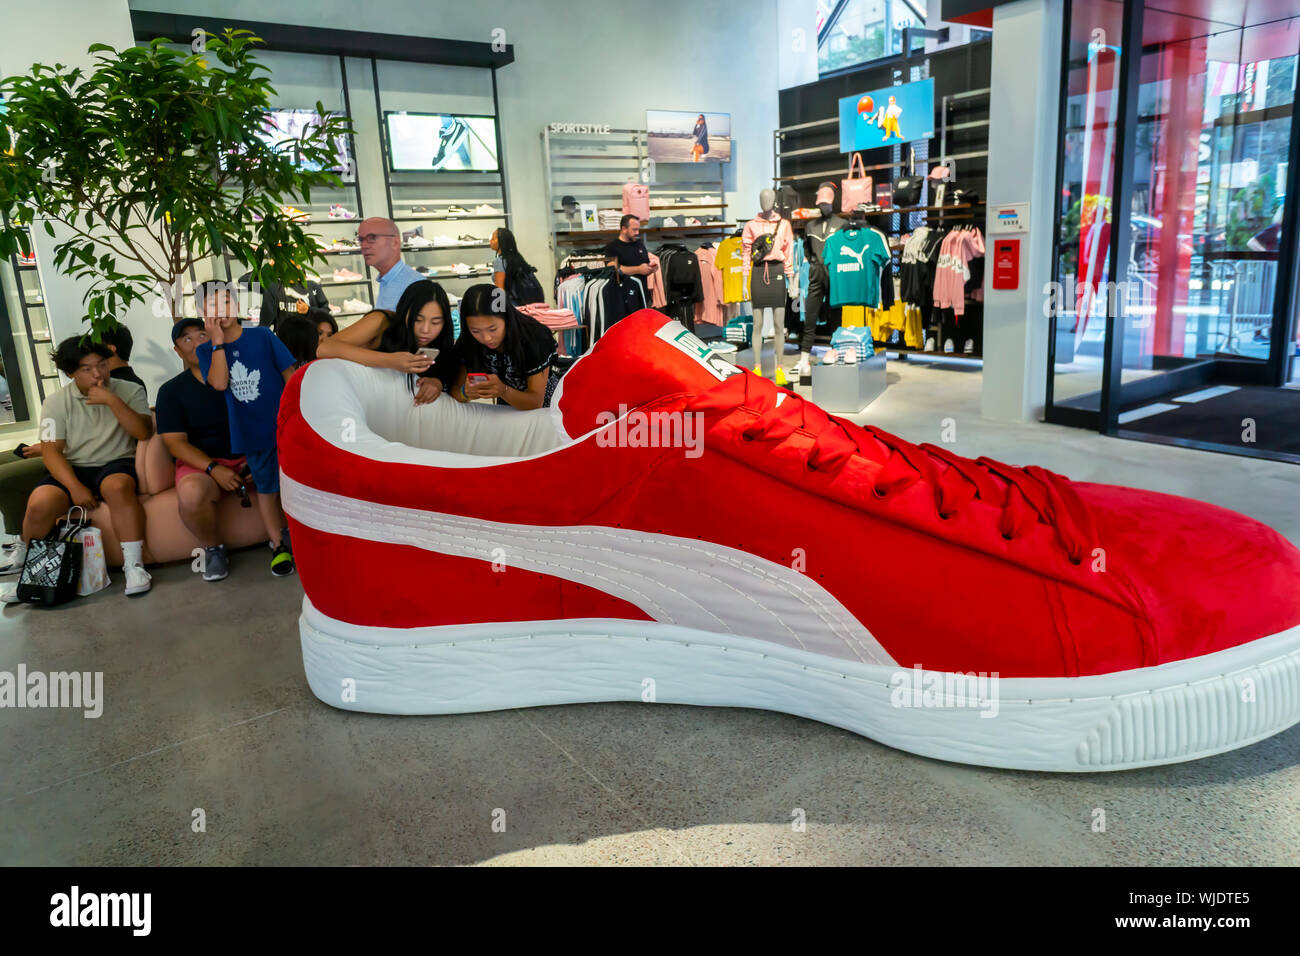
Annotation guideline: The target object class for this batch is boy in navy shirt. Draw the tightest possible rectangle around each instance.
[196,280,297,576]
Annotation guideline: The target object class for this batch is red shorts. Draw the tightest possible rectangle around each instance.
[175,455,254,492]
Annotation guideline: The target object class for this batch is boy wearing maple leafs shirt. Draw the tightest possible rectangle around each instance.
[196,280,298,577]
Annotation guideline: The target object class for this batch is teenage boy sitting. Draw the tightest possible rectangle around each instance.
[99,322,148,397]
[155,317,250,582]
[1,336,154,594]
[195,280,297,577]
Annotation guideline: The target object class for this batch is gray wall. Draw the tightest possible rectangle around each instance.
[1,0,783,424]
[128,0,784,306]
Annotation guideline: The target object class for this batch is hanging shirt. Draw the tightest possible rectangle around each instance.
[694,246,723,327]
[933,228,985,316]
[716,235,748,303]
[824,226,892,307]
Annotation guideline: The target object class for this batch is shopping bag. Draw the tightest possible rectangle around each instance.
[74,524,111,596]
[841,153,873,213]
[16,506,89,606]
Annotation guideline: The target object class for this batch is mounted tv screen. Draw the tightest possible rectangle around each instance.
[255,109,355,181]
[646,110,732,164]
[384,112,500,172]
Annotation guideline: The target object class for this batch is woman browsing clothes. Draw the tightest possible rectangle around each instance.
[315,279,458,405]
[452,283,557,410]
[490,227,545,307]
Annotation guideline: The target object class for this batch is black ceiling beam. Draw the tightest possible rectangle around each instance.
[131,10,514,69]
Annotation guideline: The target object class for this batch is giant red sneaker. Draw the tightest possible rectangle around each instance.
[278,310,1300,771]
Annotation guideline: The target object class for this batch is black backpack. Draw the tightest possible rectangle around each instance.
[507,267,545,307]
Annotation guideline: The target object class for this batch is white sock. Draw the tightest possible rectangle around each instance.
[122,540,144,568]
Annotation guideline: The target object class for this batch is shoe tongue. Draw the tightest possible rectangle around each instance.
[553,310,743,440]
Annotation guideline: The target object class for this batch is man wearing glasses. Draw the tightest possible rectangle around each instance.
[358,217,423,311]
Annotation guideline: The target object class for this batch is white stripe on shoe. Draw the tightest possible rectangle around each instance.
[281,473,894,666]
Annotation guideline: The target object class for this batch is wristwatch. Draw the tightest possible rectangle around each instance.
[211,343,225,352]
[205,461,217,475]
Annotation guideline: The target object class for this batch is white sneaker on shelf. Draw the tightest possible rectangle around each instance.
[332,268,364,282]
[684,217,702,226]
[963,339,975,354]
[474,203,501,216]
[124,565,152,596]
[328,304,342,315]
[328,204,357,219]
[698,195,719,205]
[943,339,955,353]
[342,298,372,313]
[924,337,936,352]
[663,217,679,227]
[822,348,839,365]
[842,349,859,365]
[407,236,436,249]
[445,204,470,217]
[452,263,472,275]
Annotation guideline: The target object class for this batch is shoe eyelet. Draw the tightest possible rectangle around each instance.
[872,485,888,499]
[938,511,953,521]
[1068,555,1083,566]
[1000,532,1014,541]
[740,432,755,442]
[806,460,819,472]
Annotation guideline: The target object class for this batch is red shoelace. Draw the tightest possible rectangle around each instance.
[686,373,1093,563]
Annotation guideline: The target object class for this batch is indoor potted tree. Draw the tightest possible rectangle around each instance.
[0,29,352,337]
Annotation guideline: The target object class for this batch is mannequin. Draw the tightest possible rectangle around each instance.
[742,188,795,385]
[798,182,846,379]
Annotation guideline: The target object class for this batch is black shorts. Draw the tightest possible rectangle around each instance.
[36,459,138,499]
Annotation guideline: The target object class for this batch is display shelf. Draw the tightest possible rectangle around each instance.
[3,222,55,413]
[542,126,732,272]
[401,241,492,251]
[393,212,509,222]
[553,222,738,243]
[372,59,510,249]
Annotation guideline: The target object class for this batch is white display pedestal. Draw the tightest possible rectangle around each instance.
[811,353,887,413]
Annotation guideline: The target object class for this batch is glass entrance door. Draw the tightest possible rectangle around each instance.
[1115,7,1298,403]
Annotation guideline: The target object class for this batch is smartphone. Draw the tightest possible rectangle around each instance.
[468,373,489,385]
[418,347,439,361]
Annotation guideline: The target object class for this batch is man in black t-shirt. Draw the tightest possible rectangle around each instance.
[603,215,657,300]
[153,318,252,582]
[101,323,149,399]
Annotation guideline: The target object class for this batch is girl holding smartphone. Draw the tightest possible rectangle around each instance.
[316,280,457,405]
[452,283,557,410]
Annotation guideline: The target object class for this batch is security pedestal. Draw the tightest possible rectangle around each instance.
[811,354,887,413]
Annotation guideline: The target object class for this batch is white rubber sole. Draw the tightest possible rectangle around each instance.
[299,599,1300,772]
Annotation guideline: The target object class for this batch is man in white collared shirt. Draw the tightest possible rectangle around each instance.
[360,216,422,310]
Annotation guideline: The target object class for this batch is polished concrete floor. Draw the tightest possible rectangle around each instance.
[3,357,1299,865]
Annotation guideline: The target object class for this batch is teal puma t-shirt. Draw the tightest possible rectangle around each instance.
[825,227,892,307]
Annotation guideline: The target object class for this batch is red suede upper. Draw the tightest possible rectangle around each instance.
[279,311,1300,678]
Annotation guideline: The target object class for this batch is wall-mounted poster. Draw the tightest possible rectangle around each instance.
[838,79,935,152]
[579,202,598,231]
[646,110,732,164]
